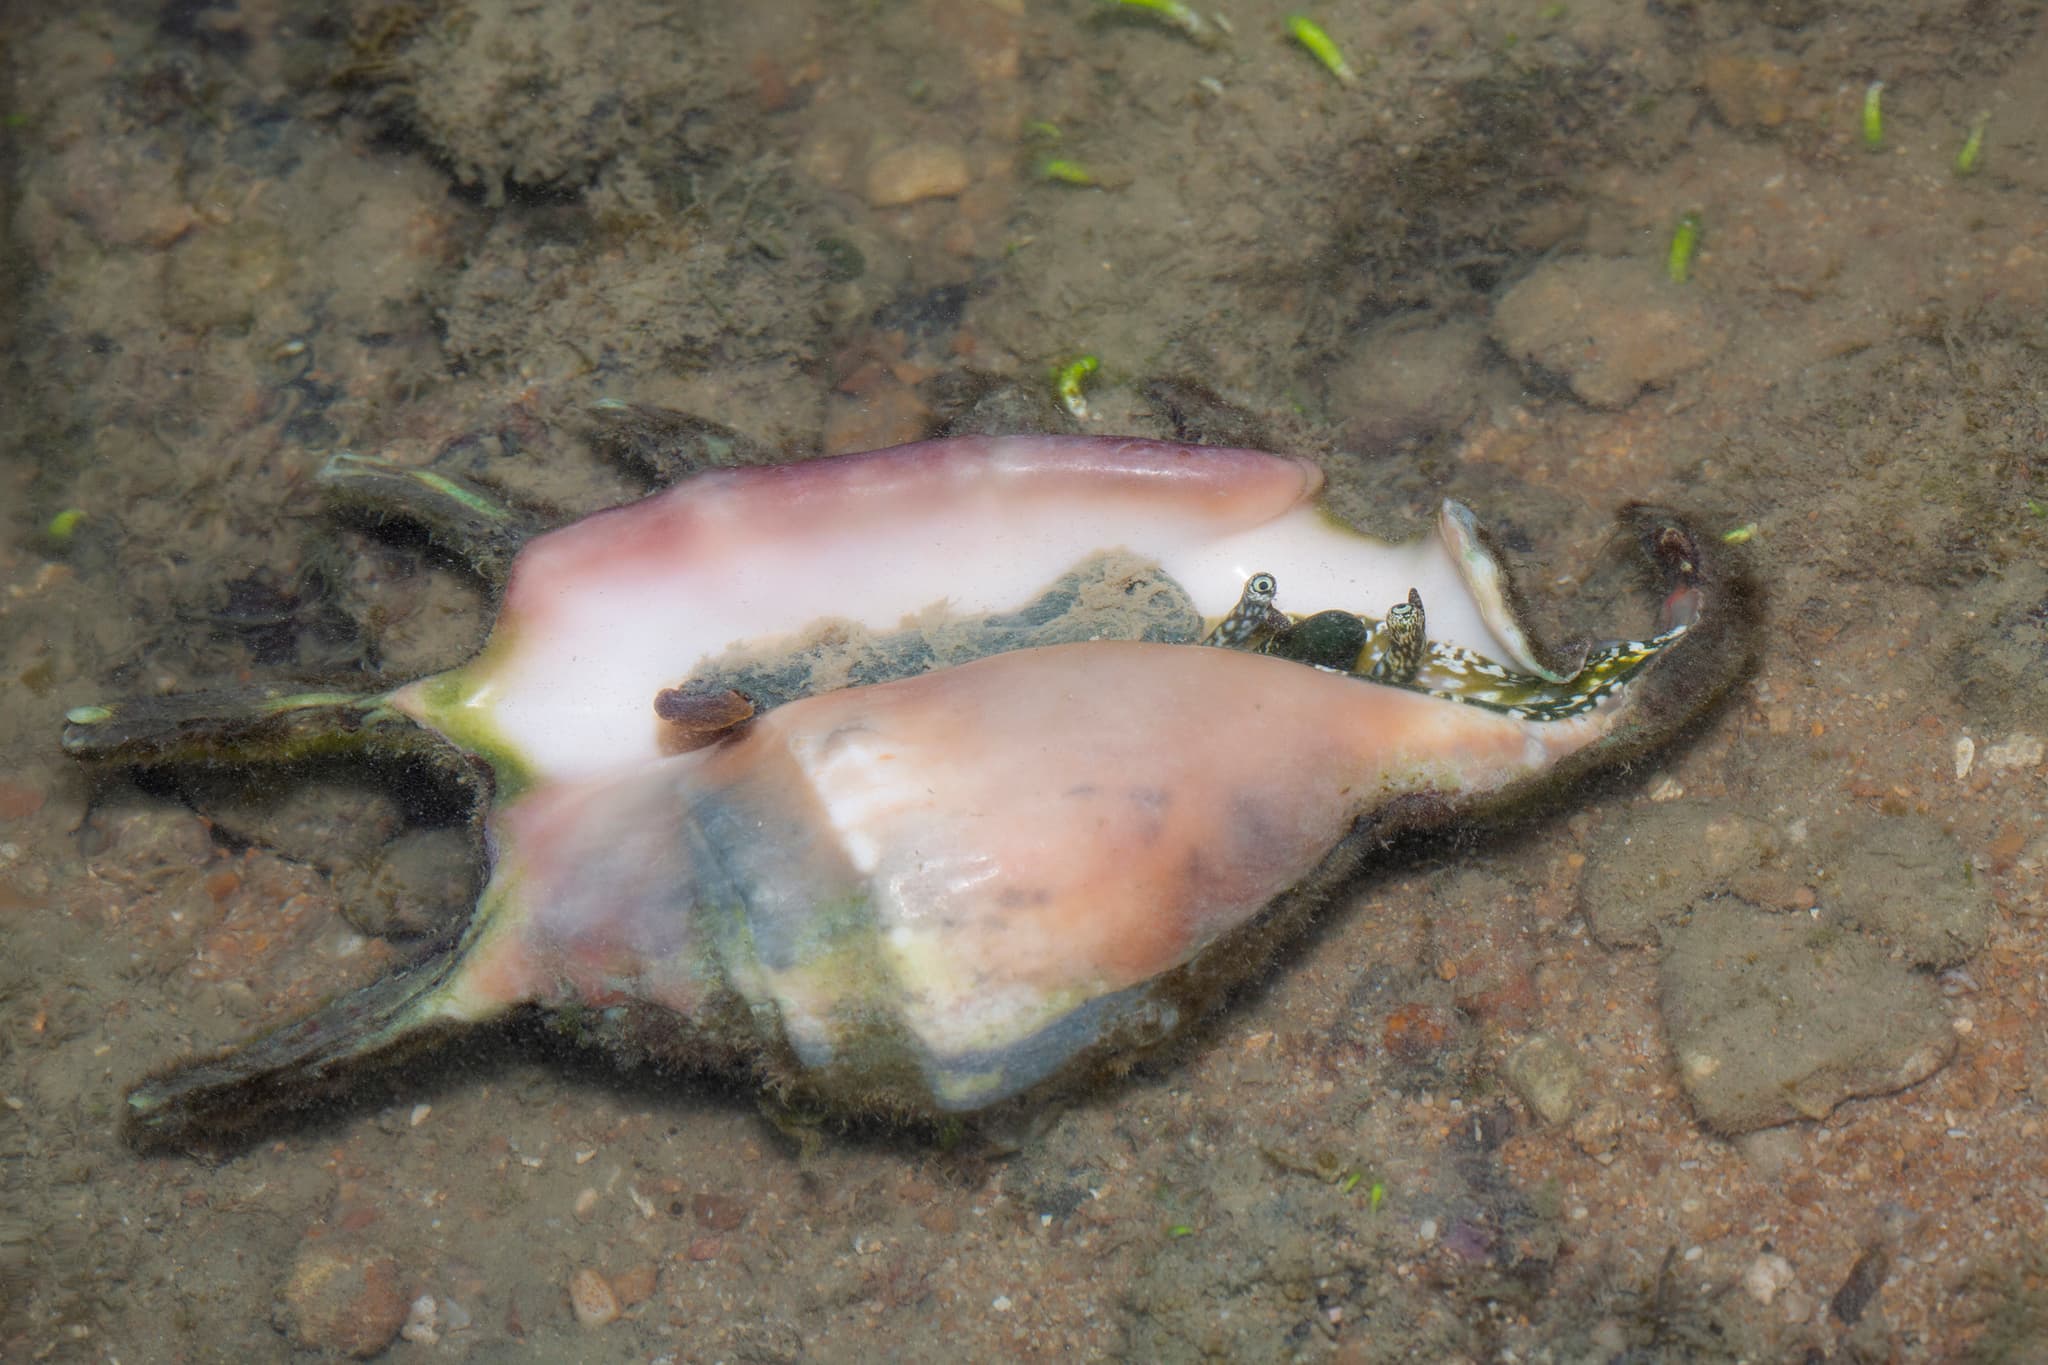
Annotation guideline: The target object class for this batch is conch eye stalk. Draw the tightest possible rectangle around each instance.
[61,434,1750,1151]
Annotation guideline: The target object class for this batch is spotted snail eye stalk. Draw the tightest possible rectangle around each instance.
[1203,570,1290,650]
[1369,587,1428,685]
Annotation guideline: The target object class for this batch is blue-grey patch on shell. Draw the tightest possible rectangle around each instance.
[686,781,865,977]
[919,984,1183,1111]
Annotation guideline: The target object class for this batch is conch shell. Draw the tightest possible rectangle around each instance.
[61,437,1747,1148]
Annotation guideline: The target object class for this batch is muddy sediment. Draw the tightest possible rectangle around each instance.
[3,0,2046,1359]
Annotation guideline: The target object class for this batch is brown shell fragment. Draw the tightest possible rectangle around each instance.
[653,684,755,753]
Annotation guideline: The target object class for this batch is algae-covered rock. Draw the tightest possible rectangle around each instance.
[161,221,294,332]
[1812,813,1991,969]
[1491,255,1726,408]
[1580,803,1782,948]
[379,6,708,199]
[1659,907,1954,1133]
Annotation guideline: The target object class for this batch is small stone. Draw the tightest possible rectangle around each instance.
[822,382,933,456]
[1321,316,1490,440]
[1589,1318,1630,1353]
[1500,1033,1582,1125]
[1647,775,1686,803]
[1701,54,1803,129]
[567,1268,620,1327]
[400,1294,440,1345]
[335,828,479,941]
[1570,1101,1625,1158]
[1734,1126,1803,1180]
[0,781,46,822]
[50,135,198,249]
[1580,803,1780,948]
[1660,908,1956,1133]
[865,142,972,207]
[1381,1001,1458,1065]
[279,1243,409,1359]
[689,1191,749,1232]
[611,1263,658,1307]
[1983,734,2044,770]
[1743,1254,1795,1305]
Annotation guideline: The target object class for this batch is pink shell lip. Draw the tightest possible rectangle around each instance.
[518,434,1315,565]
[497,434,1320,628]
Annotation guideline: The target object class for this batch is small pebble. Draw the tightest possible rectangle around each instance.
[279,1243,409,1359]
[568,1268,620,1327]
[1380,1001,1457,1064]
[865,142,971,207]
[612,1263,658,1308]
[1500,1032,1581,1125]
[690,1191,749,1232]
[1983,734,2044,770]
[400,1294,439,1345]
[1744,1253,1795,1305]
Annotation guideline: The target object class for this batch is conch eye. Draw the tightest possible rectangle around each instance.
[1250,573,1276,595]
